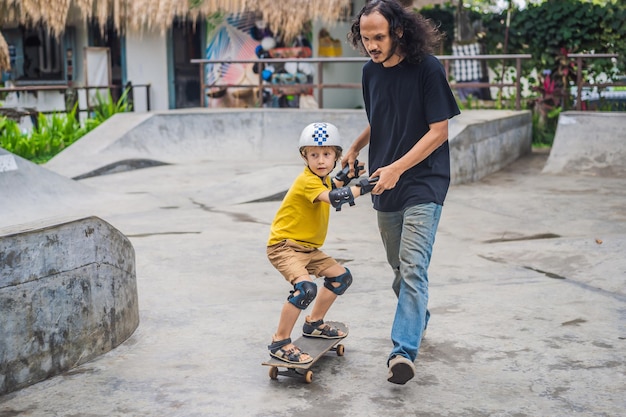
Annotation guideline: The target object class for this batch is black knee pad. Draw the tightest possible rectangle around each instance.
[287,281,317,309]
[324,267,353,295]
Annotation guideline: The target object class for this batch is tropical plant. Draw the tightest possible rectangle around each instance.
[418,0,626,145]
[0,87,132,163]
[91,87,132,123]
[481,0,626,80]
[0,104,83,163]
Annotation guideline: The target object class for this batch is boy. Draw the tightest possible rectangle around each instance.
[266,122,375,364]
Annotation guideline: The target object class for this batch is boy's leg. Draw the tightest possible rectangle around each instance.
[306,263,348,337]
[274,299,304,341]
[274,274,311,340]
[271,275,314,362]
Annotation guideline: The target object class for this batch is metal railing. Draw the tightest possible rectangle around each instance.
[193,53,625,111]
[570,53,623,110]
[0,83,151,121]
[192,54,532,110]
[440,54,531,110]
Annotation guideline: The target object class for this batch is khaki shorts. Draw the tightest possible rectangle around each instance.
[267,239,338,283]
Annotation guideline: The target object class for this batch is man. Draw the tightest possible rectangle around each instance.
[344,0,460,385]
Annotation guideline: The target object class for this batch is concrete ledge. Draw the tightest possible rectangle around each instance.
[45,109,532,185]
[449,110,532,184]
[0,216,139,395]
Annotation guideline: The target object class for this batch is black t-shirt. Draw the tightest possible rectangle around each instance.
[362,55,460,211]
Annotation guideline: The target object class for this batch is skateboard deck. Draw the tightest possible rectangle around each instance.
[262,321,348,383]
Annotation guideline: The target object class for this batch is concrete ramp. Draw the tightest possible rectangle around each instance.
[1,109,532,228]
[0,149,99,226]
[44,109,531,185]
[543,112,626,177]
[44,109,370,180]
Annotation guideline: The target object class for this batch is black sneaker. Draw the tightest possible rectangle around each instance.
[387,355,415,385]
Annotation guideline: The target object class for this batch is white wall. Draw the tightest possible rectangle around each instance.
[66,6,87,87]
[125,32,169,112]
[312,0,367,109]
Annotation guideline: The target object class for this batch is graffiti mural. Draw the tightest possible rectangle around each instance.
[204,13,260,107]
[204,13,316,108]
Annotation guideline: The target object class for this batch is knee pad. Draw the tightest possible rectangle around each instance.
[287,281,317,310]
[324,268,353,295]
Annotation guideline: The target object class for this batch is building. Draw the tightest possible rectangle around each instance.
[0,0,372,120]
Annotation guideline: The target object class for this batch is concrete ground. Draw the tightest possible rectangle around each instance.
[1,130,625,415]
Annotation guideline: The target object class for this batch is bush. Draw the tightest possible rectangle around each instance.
[0,88,132,163]
[481,0,626,81]
[0,105,83,163]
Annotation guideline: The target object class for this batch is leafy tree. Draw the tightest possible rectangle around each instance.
[417,0,625,145]
[481,0,626,79]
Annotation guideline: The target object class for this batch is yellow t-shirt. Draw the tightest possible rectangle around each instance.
[268,167,331,248]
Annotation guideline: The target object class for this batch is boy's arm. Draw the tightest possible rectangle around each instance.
[315,185,362,205]
[315,178,378,211]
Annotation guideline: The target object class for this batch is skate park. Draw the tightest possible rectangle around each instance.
[0,109,625,416]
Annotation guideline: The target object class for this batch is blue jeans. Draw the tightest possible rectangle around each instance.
[377,203,442,363]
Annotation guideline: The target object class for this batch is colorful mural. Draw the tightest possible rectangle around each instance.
[204,13,260,107]
[204,13,316,108]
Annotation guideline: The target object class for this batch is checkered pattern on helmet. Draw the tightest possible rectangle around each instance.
[311,123,330,145]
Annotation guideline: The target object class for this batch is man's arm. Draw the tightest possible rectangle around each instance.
[369,119,449,195]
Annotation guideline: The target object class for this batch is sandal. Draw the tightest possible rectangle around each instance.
[268,338,313,364]
[302,319,346,339]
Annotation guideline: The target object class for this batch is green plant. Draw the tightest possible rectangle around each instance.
[0,88,133,163]
[79,87,132,140]
[0,116,29,156]
[91,87,132,123]
[0,104,84,163]
[531,106,561,147]
[482,0,626,83]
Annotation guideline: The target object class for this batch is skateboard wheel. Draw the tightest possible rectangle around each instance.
[336,344,345,356]
[269,366,278,380]
[305,370,313,384]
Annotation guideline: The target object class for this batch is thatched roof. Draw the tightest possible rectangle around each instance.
[0,0,351,72]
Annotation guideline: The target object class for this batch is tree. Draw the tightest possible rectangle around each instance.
[481,0,626,78]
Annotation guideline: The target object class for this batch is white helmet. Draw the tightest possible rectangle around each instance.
[298,122,342,155]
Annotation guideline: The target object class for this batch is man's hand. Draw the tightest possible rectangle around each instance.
[369,165,401,195]
[356,177,379,195]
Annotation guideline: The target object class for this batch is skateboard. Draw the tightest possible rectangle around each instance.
[262,321,348,383]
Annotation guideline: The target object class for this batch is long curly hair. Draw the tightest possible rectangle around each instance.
[347,0,443,64]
